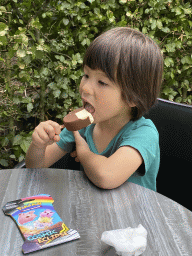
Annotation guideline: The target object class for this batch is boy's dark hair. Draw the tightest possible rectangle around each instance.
[83,27,164,121]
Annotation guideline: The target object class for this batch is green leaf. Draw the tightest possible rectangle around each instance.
[0,6,6,12]
[0,22,8,31]
[8,48,16,58]
[157,20,162,29]
[175,7,182,15]
[23,55,31,65]
[35,50,44,59]
[48,82,56,89]
[0,35,7,45]
[170,71,174,79]
[9,155,16,159]
[19,155,25,162]
[13,135,22,146]
[27,103,33,112]
[119,0,127,4]
[53,90,61,98]
[79,3,87,9]
[20,139,31,153]
[63,18,69,26]
[181,79,189,88]
[165,43,176,52]
[17,49,26,58]
[0,159,8,167]
[60,55,65,62]
[28,30,36,41]
[181,56,192,65]
[142,27,147,34]
[86,38,90,45]
[188,21,192,28]
[70,74,78,80]
[126,12,133,18]
[81,38,87,46]
[0,22,8,36]
[1,137,9,147]
[151,20,156,30]
[87,0,95,3]
[164,57,174,67]
[161,27,170,33]
[163,87,177,97]
[30,17,43,29]
[19,71,30,81]
[36,45,44,51]
[40,67,49,76]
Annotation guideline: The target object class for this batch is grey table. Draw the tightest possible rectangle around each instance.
[0,168,192,256]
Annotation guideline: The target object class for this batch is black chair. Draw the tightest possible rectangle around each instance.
[14,98,192,210]
[144,98,192,211]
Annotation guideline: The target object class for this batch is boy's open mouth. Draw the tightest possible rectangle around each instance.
[84,102,95,115]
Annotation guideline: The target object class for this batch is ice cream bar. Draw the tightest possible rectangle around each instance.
[63,107,94,131]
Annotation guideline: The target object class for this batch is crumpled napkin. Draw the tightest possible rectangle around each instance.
[101,224,147,256]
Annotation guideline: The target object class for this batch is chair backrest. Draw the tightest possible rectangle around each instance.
[144,98,192,210]
[144,98,192,162]
[50,144,80,170]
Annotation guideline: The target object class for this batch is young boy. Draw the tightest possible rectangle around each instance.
[26,27,163,191]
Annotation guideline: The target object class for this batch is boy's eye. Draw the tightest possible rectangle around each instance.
[98,80,108,86]
[83,74,89,79]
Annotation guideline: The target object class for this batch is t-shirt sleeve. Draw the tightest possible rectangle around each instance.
[56,128,75,153]
[118,123,159,175]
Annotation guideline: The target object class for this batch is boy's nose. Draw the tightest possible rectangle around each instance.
[83,88,89,93]
[80,82,93,95]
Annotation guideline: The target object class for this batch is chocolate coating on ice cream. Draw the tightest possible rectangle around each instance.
[63,107,94,131]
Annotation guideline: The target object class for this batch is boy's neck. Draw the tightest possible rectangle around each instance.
[95,116,132,136]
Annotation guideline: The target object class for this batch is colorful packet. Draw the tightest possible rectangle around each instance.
[2,194,80,254]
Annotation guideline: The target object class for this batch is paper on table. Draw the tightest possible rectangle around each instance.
[101,224,147,256]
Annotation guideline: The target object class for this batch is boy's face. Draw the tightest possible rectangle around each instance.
[79,66,133,129]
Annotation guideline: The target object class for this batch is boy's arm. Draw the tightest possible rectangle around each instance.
[25,120,67,168]
[26,143,67,168]
[79,151,108,187]
[73,131,143,189]
[80,147,143,189]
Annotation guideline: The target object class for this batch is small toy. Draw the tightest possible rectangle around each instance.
[2,194,80,254]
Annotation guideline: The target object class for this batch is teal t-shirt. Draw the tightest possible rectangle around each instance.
[57,116,160,191]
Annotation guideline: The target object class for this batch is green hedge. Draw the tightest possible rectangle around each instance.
[0,0,191,169]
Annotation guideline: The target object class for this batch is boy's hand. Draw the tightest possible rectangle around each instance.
[32,120,62,149]
[70,151,80,162]
[72,131,90,162]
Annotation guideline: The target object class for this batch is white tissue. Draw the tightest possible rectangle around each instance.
[101,224,147,256]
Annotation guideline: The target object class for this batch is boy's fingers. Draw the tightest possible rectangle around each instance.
[73,131,84,144]
[44,125,56,140]
[47,121,63,135]
[53,135,60,142]
[37,128,52,142]
[70,151,77,157]
[33,130,48,146]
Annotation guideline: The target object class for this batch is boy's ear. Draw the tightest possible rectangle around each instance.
[129,102,136,107]
[126,100,136,108]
